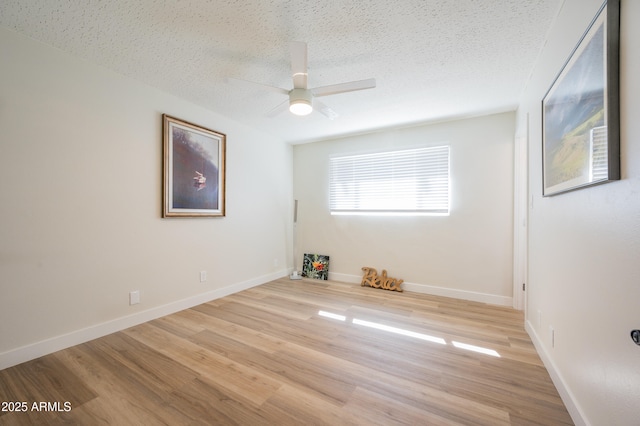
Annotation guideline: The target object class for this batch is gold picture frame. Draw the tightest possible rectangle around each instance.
[162,114,226,217]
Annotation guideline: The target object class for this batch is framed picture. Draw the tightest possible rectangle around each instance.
[542,0,620,196]
[163,114,226,217]
[302,253,330,280]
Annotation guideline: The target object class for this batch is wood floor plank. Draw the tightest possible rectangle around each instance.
[167,377,271,426]
[51,345,195,425]
[0,277,573,425]
[0,354,97,406]
[277,339,511,426]
[154,308,289,355]
[189,329,357,407]
[261,383,362,426]
[343,386,471,426]
[121,323,282,407]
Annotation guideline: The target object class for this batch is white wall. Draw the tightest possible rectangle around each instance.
[0,27,293,369]
[519,1,640,424]
[293,112,515,305]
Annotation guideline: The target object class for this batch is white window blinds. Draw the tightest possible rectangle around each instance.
[589,125,608,181]
[329,145,450,215]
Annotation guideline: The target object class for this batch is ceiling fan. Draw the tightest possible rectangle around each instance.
[229,42,376,120]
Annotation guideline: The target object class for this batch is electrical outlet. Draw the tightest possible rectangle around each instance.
[273,258,279,267]
[129,290,140,305]
[200,271,207,282]
[550,326,555,348]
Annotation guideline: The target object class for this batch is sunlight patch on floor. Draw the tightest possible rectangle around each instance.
[318,310,501,357]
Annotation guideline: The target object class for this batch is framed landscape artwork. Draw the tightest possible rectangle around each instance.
[163,114,226,217]
[542,0,620,196]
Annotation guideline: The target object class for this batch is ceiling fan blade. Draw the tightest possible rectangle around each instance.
[290,41,308,89]
[226,77,289,96]
[265,99,290,117]
[315,100,339,120]
[311,78,376,97]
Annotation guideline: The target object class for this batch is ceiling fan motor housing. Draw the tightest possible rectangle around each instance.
[289,88,313,115]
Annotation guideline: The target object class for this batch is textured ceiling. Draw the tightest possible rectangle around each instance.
[0,0,562,144]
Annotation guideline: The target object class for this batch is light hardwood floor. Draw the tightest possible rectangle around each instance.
[0,278,573,425]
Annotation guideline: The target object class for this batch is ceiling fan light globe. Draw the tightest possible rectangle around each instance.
[289,100,312,116]
[289,88,313,116]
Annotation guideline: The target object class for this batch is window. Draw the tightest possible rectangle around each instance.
[589,125,608,181]
[329,145,450,216]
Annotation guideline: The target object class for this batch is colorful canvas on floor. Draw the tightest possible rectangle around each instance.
[302,253,330,280]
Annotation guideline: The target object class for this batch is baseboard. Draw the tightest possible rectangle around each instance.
[329,272,512,306]
[525,320,587,426]
[0,270,288,371]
